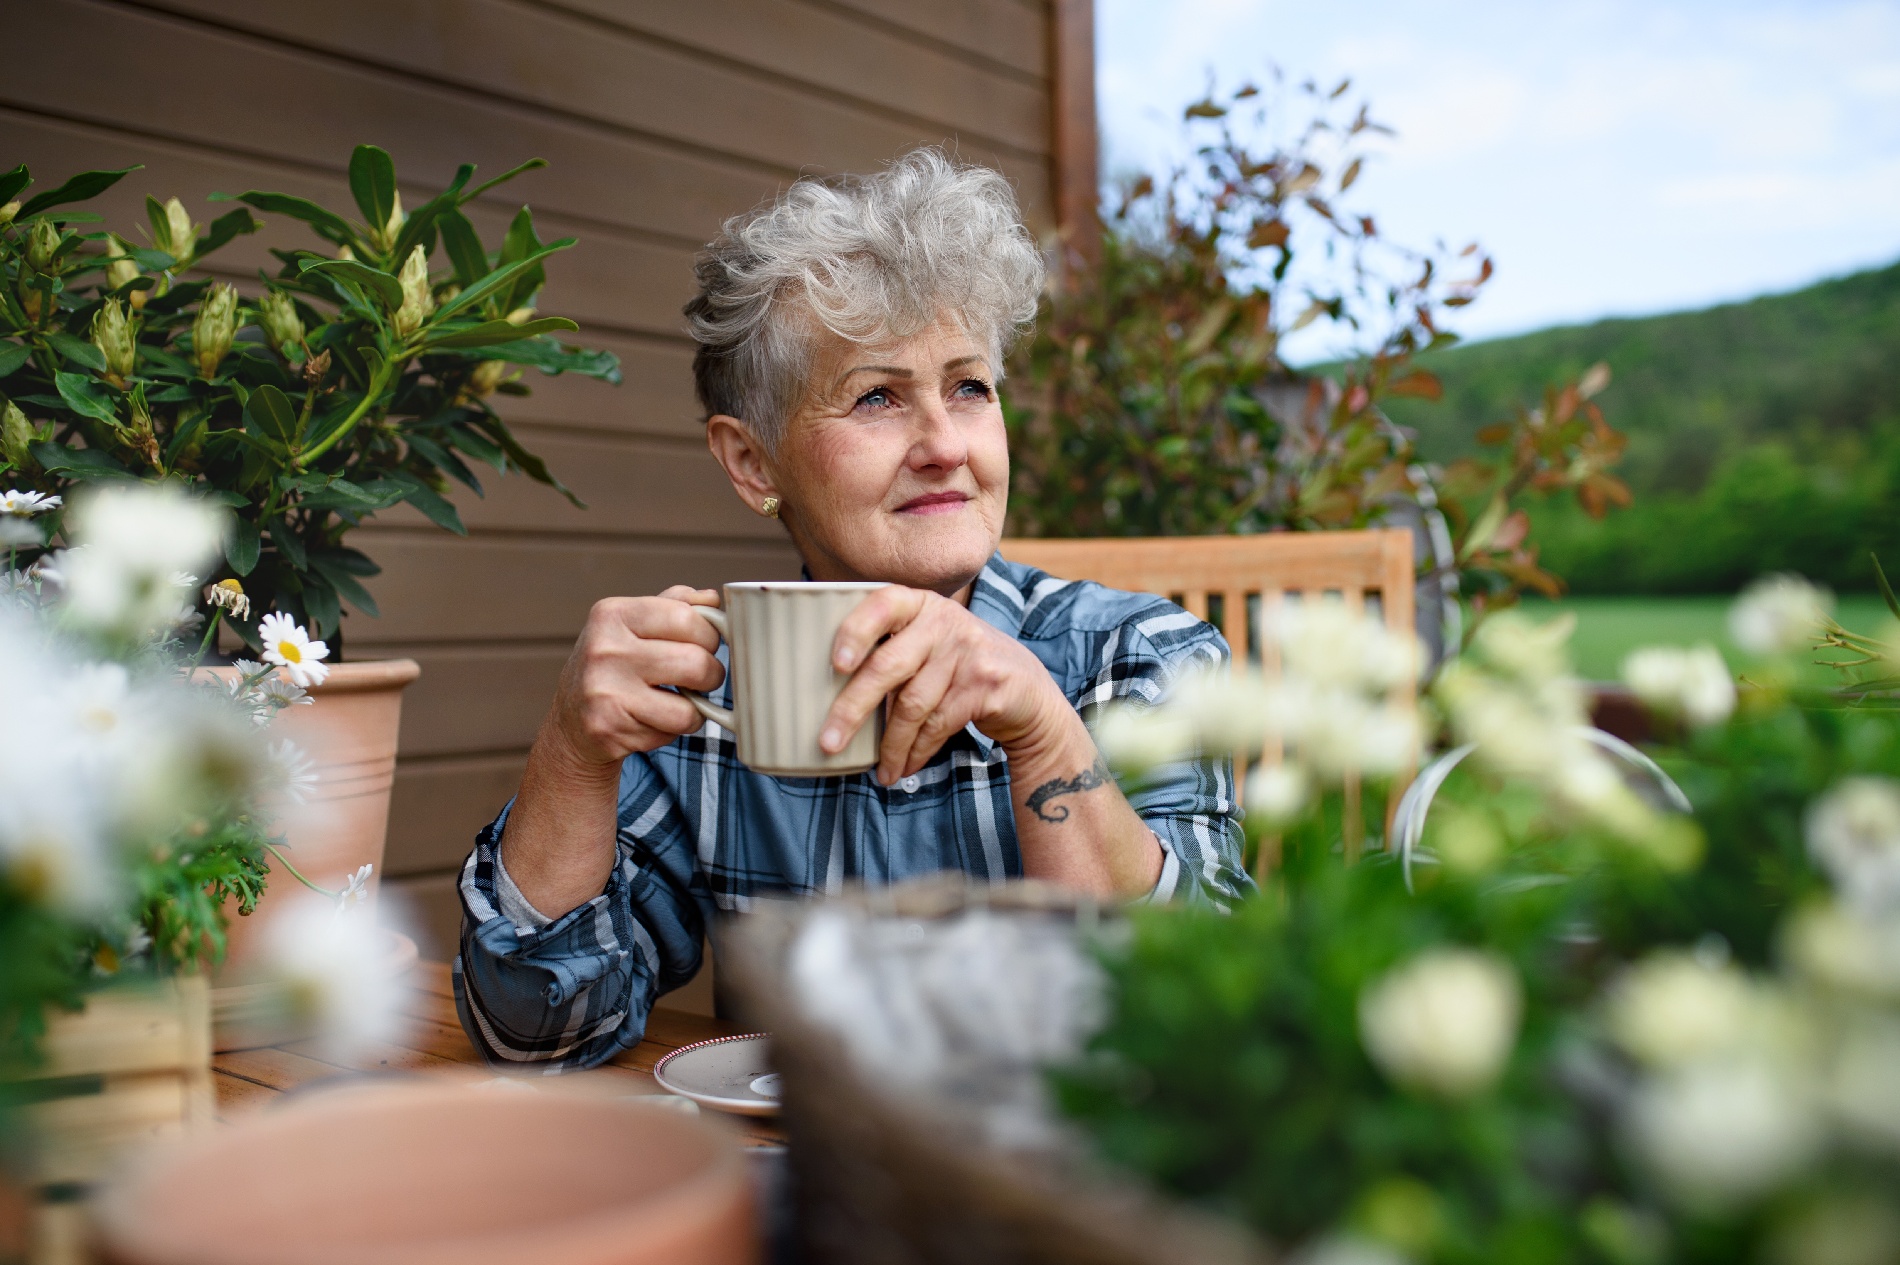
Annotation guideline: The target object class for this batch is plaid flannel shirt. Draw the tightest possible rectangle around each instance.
[454,553,1252,1069]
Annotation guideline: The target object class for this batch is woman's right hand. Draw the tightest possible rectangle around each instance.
[539,585,726,771]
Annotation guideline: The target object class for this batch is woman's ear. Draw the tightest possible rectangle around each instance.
[705,414,780,515]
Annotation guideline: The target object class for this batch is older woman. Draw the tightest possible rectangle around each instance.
[455,149,1250,1068]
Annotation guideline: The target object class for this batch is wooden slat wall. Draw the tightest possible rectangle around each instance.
[4,0,1072,956]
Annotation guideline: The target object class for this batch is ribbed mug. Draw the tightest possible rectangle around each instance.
[684,582,889,776]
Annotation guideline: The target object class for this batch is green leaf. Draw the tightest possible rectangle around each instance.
[473,416,584,509]
[438,210,489,289]
[301,571,341,639]
[30,440,128,479]
[348,145,400,231]
[299,258,403,309]
[244,384,300,446]
[464,158,547,203]
[17,166,139,218]
[1874,553,1900,621]
[391,164,475,263]
[268,518,307,571]
[54,371,120,424]
[390,471,466,535]
[295,478,405,512]
[446,422,508,471]
[200,489,249,508]
[217,191,359,249]
[423,316,579,349]
[497,206,548,312]
[0,341,30,379]
[0,165,29,206]
[473,336,621,382]
[432,239,575,324]
[194,207,260,259]
[164,413,207,466]
[125,246,175,272]
[46,333,107,373]
[225,518,261,576]
[308,553,381,617]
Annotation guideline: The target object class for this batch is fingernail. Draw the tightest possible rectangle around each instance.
[836,648,856,670]
[820,728,841,752]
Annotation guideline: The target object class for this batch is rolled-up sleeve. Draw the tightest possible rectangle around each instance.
[453,756,711,1071]
[1078,606,1253,909]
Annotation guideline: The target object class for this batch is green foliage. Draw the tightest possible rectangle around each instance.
[1006,75,1633,619]
[1058,678,1900,1264]
[1382,261,1900,594]
[0,147,619,647]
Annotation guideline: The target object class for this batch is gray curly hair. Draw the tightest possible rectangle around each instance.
[684,147,1045,449]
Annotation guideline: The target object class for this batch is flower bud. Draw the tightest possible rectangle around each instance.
[0,201,19,228]
[2,400,34,467]
[92,298,137,388]
[505,305,536,326]
[374,191,406,254]
[193,282,239,380]
[26,219,61,273]
[467,359,508,398]
[104,236,146,309]
[159,196,198,262]
[126,383,159,466]
[257,289,305,357]
[392,244,434,338]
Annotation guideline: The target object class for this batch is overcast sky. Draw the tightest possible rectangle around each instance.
[1097,0,1900,351]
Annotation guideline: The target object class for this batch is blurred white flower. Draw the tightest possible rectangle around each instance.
[1622,644,1736,728]
[1092,700,1197,772]
[0,489,61,516]
[270,738,319,803]
[257,675,311,710]
[337,863,373,908]
[1806,777,1900,915]
[1626,1056,1821,1209]
[1469,610,1575,684]
[1730,574,1832,658]
[60,485,224,638]
[0,519,39,550]
[262,898,405,1060]
[1782,900,1900,998]
[1292,1235,1414,1265]
[1245,762,1311,828]
[1299,694,1421,780]
[1270,600,1420,694]
[1824,1013,1900,1155]
[257,611,330,688]
[1606,951,1756,1069]
[1359,948,1522,1097]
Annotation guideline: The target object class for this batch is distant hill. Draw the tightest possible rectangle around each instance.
[1371,261,1900,594]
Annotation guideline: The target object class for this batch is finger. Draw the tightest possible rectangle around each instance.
[880,652,960,782]
[616,595,722,653]
[831,586,930,673]
[631,638,726,693]
[819,618,939,754]
[657,585,721,608]
[902,680,975,779]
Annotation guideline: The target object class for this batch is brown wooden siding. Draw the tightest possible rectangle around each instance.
[3,0,1082,957]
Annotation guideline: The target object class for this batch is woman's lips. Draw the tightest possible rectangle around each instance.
[895,492,970,515]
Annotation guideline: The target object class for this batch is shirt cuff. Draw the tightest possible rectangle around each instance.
[1141,829,1181,904]
[493,848,555,932]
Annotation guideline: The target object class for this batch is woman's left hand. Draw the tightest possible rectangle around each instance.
[819,586,1076,785]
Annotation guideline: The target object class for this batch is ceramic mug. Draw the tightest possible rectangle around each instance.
[684,582,890,777]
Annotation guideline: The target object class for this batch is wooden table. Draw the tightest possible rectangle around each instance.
[210,960,786,1149]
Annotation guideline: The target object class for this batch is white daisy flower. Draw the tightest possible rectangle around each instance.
[61,486,225,639]
[263,898,406,1060]
[337,862,374,908]
[1729,574,1832,658]
[257,611,330,688]
[202,578,252,620]
[0,489,62,517]
[0,518,40,550]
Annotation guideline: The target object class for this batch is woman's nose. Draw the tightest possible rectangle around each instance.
[908,394,969,471]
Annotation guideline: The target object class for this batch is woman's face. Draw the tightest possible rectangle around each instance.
[709,317,1010,599]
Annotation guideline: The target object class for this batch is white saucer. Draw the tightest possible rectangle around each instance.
[652,1034,779,1116]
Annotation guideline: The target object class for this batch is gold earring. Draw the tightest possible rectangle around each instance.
[760,496,781,518]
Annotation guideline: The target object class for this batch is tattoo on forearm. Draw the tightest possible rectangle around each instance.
[1025,757,1112,823]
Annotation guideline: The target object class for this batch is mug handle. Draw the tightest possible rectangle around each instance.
[683,606,737,732]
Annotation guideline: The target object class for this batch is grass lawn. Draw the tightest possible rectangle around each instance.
[1518,594,1896,684]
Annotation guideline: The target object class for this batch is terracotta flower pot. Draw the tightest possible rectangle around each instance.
[200,659,419,1046]
[92,1082,758,1265]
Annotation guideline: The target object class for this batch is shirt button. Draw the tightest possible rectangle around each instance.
[899,775,921,793]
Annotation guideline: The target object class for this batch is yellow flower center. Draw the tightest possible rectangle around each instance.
[276,640,302,664]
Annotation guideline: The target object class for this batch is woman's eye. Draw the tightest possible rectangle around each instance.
[855,387,896,411]
[954,378,993,400]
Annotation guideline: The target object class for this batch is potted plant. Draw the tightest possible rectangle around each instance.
[0,147,619,986]
[0,482,402,1256]
[734,576,1900,1265]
